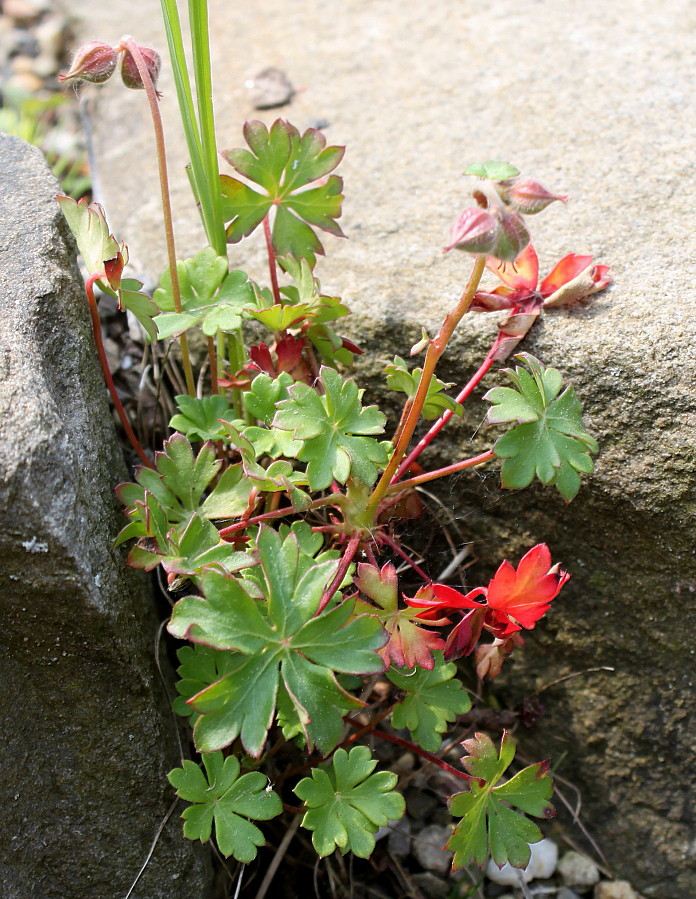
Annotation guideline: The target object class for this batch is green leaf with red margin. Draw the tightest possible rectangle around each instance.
[484,353,598,502]
[354,562,445,669]
[220,119,345,266]
[167,527,386,756]
[387,653,471,752]
[447,730,555,870]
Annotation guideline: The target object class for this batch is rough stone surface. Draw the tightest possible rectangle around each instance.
[72,2,695,897]
[0,134,212,897]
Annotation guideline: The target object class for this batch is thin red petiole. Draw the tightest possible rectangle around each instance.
[392,336,501,483]
[86,276,154,469]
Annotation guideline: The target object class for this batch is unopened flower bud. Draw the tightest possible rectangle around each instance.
[488,211,530,262]
[444,207,498,254]
[59,41,117,86]
[119,44,161,91]
[104,246,128,292]
[504,177,568,215]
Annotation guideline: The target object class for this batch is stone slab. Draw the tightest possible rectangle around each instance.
[0,134,212,898]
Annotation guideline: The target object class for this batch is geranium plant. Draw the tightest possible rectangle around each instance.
[58,1,611,890]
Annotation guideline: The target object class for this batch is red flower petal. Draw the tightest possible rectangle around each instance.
[539,254,594,297]
[486,544,569,630]
[486,243,539,291]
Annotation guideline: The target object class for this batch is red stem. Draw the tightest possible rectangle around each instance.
[317,532,361,614]
[377,531,431,582]
[386,450,496,494]
[86,277,154,469]
[218,494,337,537]
[342,717,476,784]
[392,338,500,483]
[263,215,282,306]
[119,36,195,397]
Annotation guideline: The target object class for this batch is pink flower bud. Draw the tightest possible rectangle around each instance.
[59,41,117,86]
[488,211,530,262]
[504,178,568,215]
[444,207,498,254]
[119,45,161,91]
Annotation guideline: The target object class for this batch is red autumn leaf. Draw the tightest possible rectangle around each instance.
[353,562,446,670]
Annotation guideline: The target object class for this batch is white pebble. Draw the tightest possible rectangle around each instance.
[486,837,558,885]
[559,850,600,889]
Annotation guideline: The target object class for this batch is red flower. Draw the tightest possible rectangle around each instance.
[406,544,569,660]
[470,243,612,362]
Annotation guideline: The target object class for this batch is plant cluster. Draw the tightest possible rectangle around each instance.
[58,2,611,885]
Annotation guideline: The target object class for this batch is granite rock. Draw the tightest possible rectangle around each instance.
[0,134,212,897]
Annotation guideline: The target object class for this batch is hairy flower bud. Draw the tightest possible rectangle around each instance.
[119,44,161,91]
[488,210,530,262]
[59,41,117,86]
[444,207,498,254]
[502,177,568,215]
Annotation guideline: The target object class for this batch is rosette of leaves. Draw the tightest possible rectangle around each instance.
[485,353,598,501]
[220,119,345,266]
[294,746,405,858]
[384,356,463,420]
[168,751,282,862]
[272,366,390,490]
[153,247,255,339]
[167,526,387,756]
[447,731,555,870]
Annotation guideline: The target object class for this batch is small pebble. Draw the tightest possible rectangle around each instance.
[405,787,438,819]
[3,0,47,26]
[412,823,453,875]
[387,816,411,857]
[558,850,600,890]
[594,882,642,899]
[486,838,558,885]
[245,66,294,109]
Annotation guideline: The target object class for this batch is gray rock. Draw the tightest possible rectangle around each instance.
[72,1,696,895]
[559,850,601,890]
[412,823,453,875]
[387,816,412,857]
[0,134,212,897]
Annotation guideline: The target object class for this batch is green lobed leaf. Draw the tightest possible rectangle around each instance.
[168,751,282,862]
[168,527,386,757]
[153,248,254,338]
[170,394,239,442]
[272,366,389,490]
[294,746,406,858]
[464,161,520,181]
[220,119,345,266]
[173,644,247,723]
[484,354,598,502]
[447,731,555,870]
[388,653,472,752]
[384,356,463,420]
